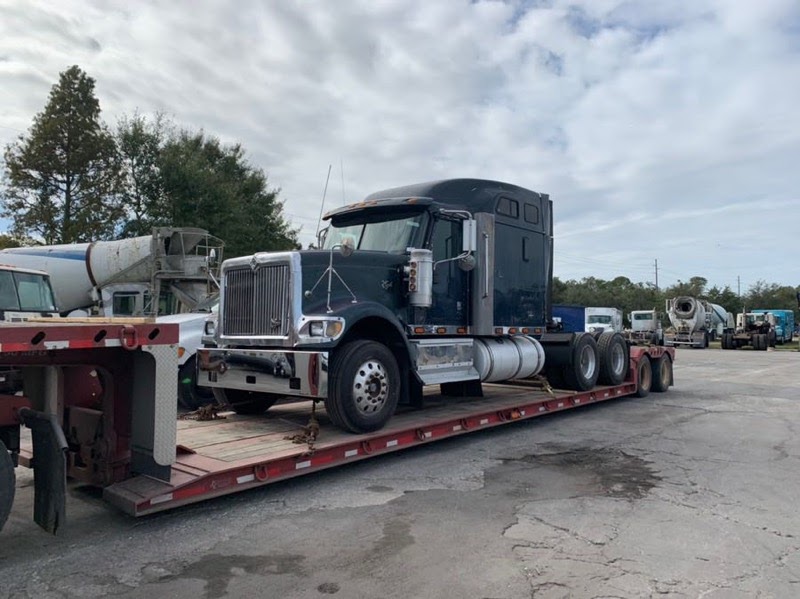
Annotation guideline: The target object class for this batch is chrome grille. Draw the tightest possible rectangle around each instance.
[222,263,291,336]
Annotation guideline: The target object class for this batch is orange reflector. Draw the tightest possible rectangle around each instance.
[457,327,467,334]
[414,327,425,334]
[521,328,529,334]
[508,327,517,334]
[436,327,446,334]
[533,327,542,334]
[494,328,503,335]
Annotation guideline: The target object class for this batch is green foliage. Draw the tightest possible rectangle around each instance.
[2,65,122,243]
[116,112,170,237]
[156,130,299,258]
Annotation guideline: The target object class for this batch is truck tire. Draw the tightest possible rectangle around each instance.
[562,333,599,392]
[769,331,777,348]
[651,354,672,393]
[178,357,216,410]
[0,439,14,533]
[721,333,732,350]
[326,340,401,433]
[597,332,629,386]
[634,355,652,398]
[212,388,280,415]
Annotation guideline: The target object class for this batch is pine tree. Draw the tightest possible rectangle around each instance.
[2,65,122,243]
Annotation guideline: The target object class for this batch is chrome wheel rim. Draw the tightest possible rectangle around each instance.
[611,344,626,375]
[579,345,596,379]
[352,359,389,415]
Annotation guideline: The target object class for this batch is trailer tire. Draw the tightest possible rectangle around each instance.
[212,388,280,415]
[768,331,777,348]
[651,354,672,393]
[0,439,14,533]
[326,340,400,433]
[597,332,629,386]
[562,333,599,392]
[178,357,216,410]
[634,355,652,398]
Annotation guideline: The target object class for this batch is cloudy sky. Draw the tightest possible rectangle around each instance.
[1,0,799,292]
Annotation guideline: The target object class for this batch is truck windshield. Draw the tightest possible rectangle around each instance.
[323,213,427,253]
[587,315,613,324]
[633,313,653,321]
[0,271,57,312]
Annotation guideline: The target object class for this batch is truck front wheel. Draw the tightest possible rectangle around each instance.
[326,340,400,433]
[212,389,280,415]
[0,439,14,532]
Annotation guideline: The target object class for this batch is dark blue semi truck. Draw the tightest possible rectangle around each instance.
[198,179,633,433]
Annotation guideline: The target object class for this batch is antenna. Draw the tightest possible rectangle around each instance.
[315,164,333,239]
[340,158,346,206]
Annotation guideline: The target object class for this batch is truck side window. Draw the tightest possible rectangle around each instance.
[0,271,20,310]
[496,197,519,218]
[524,203,539,224]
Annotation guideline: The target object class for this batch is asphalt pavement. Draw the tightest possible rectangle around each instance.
[1,346,799,598]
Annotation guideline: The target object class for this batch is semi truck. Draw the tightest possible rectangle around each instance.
[2,180,676,534]
[0,228,223,409]
[197,179,667,433]
[624,309,664,345]
[750,309,794,344]
[664,296,733,348]
[722,311,776,350]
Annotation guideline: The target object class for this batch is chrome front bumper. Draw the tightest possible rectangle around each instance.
[197,347,328,398]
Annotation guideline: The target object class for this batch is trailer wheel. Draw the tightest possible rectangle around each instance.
[597,332,629,386]
[178,357,216,410]
[562,333,599,392]
[651,354,672,393]
[326,340,400,433]
[634,355,652,398]
[212,388,280,415]
[0,439,14,533]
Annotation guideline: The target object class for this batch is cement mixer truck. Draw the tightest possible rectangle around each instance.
[0,227,224,408]
[664,296,734,348]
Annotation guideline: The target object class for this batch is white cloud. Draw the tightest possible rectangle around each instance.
[1,0,798,292]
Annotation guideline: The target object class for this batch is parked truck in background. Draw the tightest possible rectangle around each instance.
[722,311,777,350]
[625,309,664,345]
[750,309,794,344]
[552,305,623,334]
[198,179,661,433]
[664,296,733,348]
[0,227,224,409]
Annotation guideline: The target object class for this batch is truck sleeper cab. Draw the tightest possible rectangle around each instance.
[199,179,631,433]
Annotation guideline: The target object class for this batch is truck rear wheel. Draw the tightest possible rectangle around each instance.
[597,332,629,386]
[634,355,652,398]
[326,340,400,433]
[651,354,672,393]
[562,333,599,392]
[212,389,280,415]
[0,439,14,532]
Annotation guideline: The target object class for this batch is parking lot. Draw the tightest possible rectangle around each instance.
[1,347,799,598]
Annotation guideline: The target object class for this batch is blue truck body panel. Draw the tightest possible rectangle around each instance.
[552,304,585,333]
[751,309,795,343]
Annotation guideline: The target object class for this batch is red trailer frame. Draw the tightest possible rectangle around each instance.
[104,345,674,518]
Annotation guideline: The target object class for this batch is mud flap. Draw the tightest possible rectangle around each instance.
[19,408,68,534]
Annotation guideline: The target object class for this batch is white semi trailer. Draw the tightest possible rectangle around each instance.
[0,228,223,408]
[664,296,733,348]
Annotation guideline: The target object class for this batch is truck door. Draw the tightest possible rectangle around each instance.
[428,217,469,327]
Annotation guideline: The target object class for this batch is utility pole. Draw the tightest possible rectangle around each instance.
[737,275,740,298]
[654,259,659,291]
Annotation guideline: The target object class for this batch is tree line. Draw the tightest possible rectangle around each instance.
[1,65,299,259]
[553,275,800,325]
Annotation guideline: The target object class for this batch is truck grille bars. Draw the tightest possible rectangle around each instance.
[223,264,291,337]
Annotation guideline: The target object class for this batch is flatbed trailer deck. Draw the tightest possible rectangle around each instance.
[105,345,674,518]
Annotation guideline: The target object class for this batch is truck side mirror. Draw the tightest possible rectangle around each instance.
[462,219,477,253]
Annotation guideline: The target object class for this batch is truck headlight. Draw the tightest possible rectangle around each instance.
[308,320,343,337]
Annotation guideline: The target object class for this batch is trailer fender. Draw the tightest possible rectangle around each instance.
[18,407,68,534]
